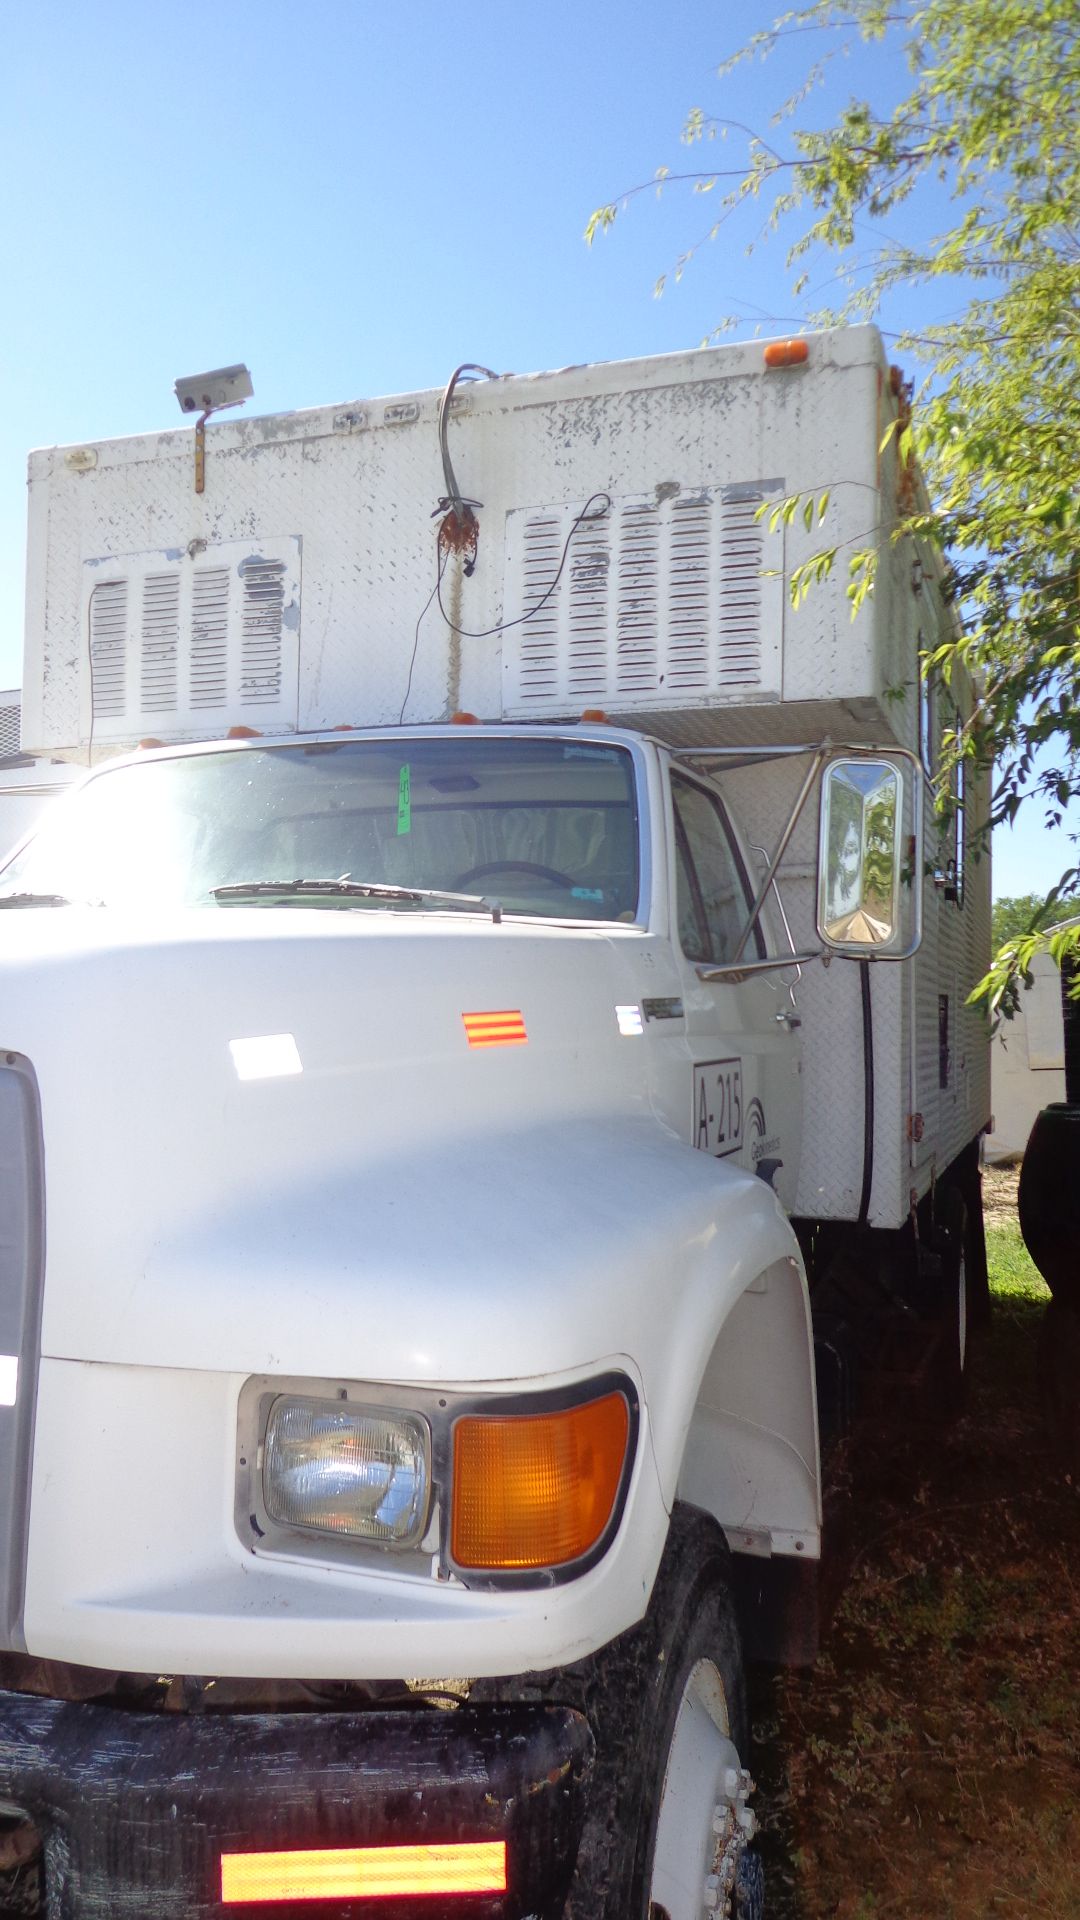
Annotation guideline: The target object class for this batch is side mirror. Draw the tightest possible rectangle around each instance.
[817,758,914,956]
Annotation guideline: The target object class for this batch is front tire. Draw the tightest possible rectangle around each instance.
[565,1506,763,1919]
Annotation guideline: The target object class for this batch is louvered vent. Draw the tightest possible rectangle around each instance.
[140,574,180,712]
[191,568,230,711]
[503,487,783,717]
[82,538,301,743]
[0,702,21,758]
[89,580,129,719]
[240,557,287,707]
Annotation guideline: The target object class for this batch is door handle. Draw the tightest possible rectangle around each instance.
[775,1010,802,1030]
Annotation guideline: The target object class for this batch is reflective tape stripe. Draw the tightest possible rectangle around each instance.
[462,1010,527,1047]
[0,1359,17,1408]
[220,1840,507,1903]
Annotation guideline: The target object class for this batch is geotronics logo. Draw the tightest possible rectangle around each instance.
[747,1097,781,1165]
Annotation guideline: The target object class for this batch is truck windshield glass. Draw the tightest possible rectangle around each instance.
[0,737,640,921]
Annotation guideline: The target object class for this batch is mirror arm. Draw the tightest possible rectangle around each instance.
[697,950,822,984]
[730,743,831,964]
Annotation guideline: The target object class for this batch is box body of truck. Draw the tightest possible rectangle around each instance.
[22,325,990,1227]
[0,329,990,1918]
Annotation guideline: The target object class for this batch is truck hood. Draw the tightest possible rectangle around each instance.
[3,907,687,1380]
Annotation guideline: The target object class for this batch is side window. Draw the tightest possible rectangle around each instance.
[671,776,762,963]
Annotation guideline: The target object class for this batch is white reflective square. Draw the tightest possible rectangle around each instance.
[616,1004,644,1037]
[229,1034,303,1081]
[0,1356,18,1407]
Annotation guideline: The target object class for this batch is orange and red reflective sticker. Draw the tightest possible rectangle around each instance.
[220,1839,506,1903]
[462,1009,527,1048]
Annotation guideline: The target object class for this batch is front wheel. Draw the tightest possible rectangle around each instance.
[565,1506,764,1919]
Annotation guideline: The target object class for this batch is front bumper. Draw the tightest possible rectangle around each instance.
[0,1690,593,1919]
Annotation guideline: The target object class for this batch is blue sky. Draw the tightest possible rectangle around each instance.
[1,0,1070,897]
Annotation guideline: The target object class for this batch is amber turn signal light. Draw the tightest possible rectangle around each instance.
[451,1391,630,1570]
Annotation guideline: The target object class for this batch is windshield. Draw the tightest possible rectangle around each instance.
[0,736,641,921]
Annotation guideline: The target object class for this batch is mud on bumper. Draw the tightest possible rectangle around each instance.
[0,1689,593,1919]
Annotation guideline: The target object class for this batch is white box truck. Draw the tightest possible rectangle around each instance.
[0,327,989,1919]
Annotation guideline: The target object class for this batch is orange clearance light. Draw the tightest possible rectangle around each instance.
[580,708,609,723]
[763,339,809,369]
[450,710,479,725]
[462,1010,527,1048]
[137,738,165,750]
[220,1841,506,1905]
[227,724,263,739]
[452,1391,629,1570]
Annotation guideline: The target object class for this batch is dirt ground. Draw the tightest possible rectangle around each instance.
[750,1168,1080,1919]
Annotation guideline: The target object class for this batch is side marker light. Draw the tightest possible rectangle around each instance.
[220,1840,507,1904]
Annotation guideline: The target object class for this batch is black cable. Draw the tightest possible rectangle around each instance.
[857,957,875,1229]
[398,549,447,725]
[434,492,612,642]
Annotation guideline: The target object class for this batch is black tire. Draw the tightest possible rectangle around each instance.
[562,1505,761,1919]
[1019,1105,1080,1306]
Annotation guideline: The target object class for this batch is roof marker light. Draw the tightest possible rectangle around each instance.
[616,1005,644,1037]
[450,711,479,725]
[763,339,809,369]
[227,724,262,739]
[580,709,609,723]
[220,1840,507,1904]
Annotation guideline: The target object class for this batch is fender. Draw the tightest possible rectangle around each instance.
[23,1111,819,1680]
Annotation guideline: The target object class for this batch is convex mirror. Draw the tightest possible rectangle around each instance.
[817,758,906,954]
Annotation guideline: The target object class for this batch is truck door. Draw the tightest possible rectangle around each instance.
[667,770,803,1212]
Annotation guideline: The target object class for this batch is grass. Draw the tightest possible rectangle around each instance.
[986,1220,1050,1305]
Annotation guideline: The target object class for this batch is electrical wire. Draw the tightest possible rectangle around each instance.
[398,548,447,725]
[434,492,612,642]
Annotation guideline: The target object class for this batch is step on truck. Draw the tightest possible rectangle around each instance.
[0,327,990,1919]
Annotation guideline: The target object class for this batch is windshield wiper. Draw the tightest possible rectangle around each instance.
[211,878,503,923]
[0,892,72,909]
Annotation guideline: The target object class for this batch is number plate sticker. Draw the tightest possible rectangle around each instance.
[693,1059,743,1158]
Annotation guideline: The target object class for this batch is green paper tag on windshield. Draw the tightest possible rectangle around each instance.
[397,764,411,836]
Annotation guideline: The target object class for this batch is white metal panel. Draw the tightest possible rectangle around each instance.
[1024,958,1066,1070]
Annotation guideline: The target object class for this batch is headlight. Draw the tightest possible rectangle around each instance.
[263,1397,430,1547]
